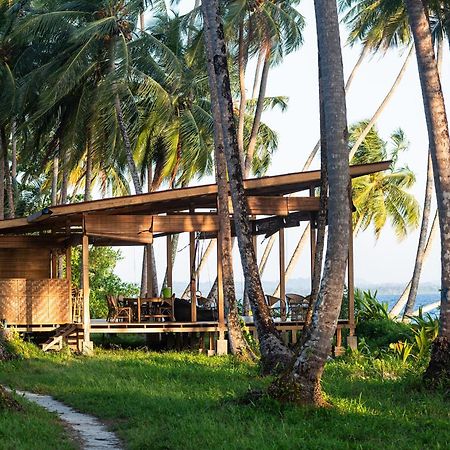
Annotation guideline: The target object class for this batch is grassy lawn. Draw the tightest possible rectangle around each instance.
[0,349,449,450]
[0,391,78,450]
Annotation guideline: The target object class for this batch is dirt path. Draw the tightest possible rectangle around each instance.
[4,387,123,450]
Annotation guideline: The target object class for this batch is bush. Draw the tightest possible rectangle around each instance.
[356,318,413,352]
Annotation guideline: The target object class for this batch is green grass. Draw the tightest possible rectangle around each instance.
[0,392,78,450]
[0,349,449,450]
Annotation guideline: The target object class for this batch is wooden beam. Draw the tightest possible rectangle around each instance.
[85,231,153,245]
[84,214,153,242]
[81,233,91,347]
[279,228,286,320]
[310,217,317,292]
[229,196,321,216]
[153,215,219,233]
[190,210,197,322]
[0,235,69,249]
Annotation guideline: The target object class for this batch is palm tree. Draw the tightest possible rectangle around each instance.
[350,124,420,238]
[225,0,305,177]
[272,122,419,298]
[404,0,450,383]
[201,0,293,374]
[340,0,450,323]
[270,0,350,405]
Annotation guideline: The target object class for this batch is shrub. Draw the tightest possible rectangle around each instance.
[356,318,413,352]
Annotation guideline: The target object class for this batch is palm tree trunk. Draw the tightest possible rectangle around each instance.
[84,135,93,201]
[348,45,414,160]
[181,239,215,299]
[60,148,69,204]
[10,121,17,204]
[304,93,329,328]
[270,0,350,405]
[301,43,370,171]
[405,0,450,382]
[252,50,265,100]
[2,128,13,219]
[272,226,308,297]
[114,95,142,195]
[244,44,271,178]
[0,128,5,220]
[403,152,434,320]
[258,234,276,276]
[237,23,248,165]
[203,7,256,360]
[51,155,59,206]
[202,0,292,373]
[390,211,438,317]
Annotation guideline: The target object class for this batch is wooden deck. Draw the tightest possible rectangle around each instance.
[10,319,351,334]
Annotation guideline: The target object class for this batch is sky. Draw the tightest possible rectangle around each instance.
[115,1,442,291]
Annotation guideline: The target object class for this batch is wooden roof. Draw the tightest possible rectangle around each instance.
[0,161,390,237]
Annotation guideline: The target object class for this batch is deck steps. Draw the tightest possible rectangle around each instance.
[41,324,80,352]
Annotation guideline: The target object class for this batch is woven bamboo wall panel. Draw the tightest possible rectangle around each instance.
[0,249,51,280]
[0,279,69,324]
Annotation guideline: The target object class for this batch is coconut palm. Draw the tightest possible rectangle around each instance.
[225,0,305,176]
[270,0,350,406]
[350,123,420,238]
[201,0,293,374]
[404,0,450,383]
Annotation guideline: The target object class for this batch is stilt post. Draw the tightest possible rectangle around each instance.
[81,226,92,354]
[279,228,286,320]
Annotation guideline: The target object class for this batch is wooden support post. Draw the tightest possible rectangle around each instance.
[217,231,225,332]
[208,332,216,356]
[190,226,197,322]
[309,216,317,292]
[216,231,227,354]
[66,247,72,282]
[66,246,72,321]
[146,244,153,297]
[166,235,173,291]
[81,232,92,354]
[51,250,57,278]
[348,214,355,337]
[279,228,286,320]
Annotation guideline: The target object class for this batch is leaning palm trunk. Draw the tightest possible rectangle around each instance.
[203,16,255,360]
[237,23,248,163]
[405,0,450,383]
[390,211,438,318]
[244,44,271,177]
[403,152,434,320]
[401,42,443,321]
[51,155,59,206]
[304,95,329,328]
[202,0,292,373]
[0,128,5,220]
[265,42,405,287]
[84,136,93,201]
[348,45,413,160]
[181,239,215,299]
[270,0,350,405]
[2,128,14,219]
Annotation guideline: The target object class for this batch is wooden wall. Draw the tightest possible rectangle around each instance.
[0,279,70,324]
[0,248,51,279]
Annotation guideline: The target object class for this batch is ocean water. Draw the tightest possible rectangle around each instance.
[378,293,440,315]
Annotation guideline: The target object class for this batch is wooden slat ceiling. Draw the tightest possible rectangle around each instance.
[0,161,390,235]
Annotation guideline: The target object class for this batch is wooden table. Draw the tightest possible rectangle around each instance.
[120,297,174,322]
